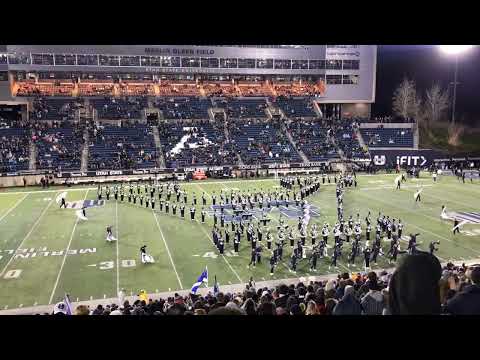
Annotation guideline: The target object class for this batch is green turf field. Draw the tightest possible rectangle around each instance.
[1,173,480,310]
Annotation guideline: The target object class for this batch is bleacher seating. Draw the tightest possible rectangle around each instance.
[230,119,301,165]
[159,120,236,167]
[361,128,414,148]
[0,124,30,172]
[31,98,83,121]
[88,123,157,170]
[92,97,147,120]
[333,120,366,159]
[78,84,114,96]
[275,97,316,118]
[216,98,268,119]
[154,98,211,120]
[286,119,338,161]
[33,123,84,170]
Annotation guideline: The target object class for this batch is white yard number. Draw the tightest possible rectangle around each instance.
[99,261,114,270]
[463,229,480,237]
[121,259,136,267]
[3,269,22,279]
[202,252,218,259]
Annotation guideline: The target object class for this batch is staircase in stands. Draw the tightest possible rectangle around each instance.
[279,118,309,164]
[80,127,90,172]
[28,141,37,170]
[152,126,166,168]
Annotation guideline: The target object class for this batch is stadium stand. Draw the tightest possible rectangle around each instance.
[286,119,338,161]
[229,119,301,164]
[30,98,83,121]
[159,119,237,167]
[92,97,147,120]
[360,127,414,148]
[88,122,157,170]
[217,98,268,119]
[333,119,367,158]
[33,122,84,171]
[0,120,31,172]
[274,97,317,118]
[48,254,480,315]
[154,98,211,120]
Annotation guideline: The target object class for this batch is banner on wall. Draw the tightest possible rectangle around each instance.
[369,149,445,167]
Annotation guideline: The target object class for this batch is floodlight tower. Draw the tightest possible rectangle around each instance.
[439,45,474,124]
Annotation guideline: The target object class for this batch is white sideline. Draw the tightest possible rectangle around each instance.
[152,210,183,289]
[48,189,90,305]
[0,193,29,224]
[0,173,401,196]
[0,194,56,277]
[115,200,120,296]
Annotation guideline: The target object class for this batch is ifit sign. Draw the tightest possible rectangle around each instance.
[369,150,444,167]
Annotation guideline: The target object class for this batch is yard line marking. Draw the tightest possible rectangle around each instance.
[0,193,56,277]
[196,224,243,283]
[4,305,7,310]
[90,296,93,300]
[48,190,89,305]
[0,193,29,224]
[152,210,183,289]
[228,281,232,284]
[155,289,159,293]
[115,200,120,296]
[19,304,23,308]
[33,302,37,306]
[103,294,106,299]
[76,298,79,302]
[194,184,243,283]
[168,288,171,292]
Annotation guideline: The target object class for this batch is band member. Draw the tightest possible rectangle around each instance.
[172,203,177,216]
[269,255,276,275]
[151,197,155,210]
[407,233,420,254]
[322,225,329,244]
[234,231,240,253]
[288,229,295,247]
[201,207,206,223]
[180,203,185,218]
[453,218,460,234]
[218,235,224,255]
[398,219,403,238]
[257,227,263,242]
[300,226,306,246]
[165,200,170,214]
[290,250,298,273]
[202,192,207,206]
[106,186,110,201]
[266,231,273,250]
[248,248,257,268]
[310,249,319,272]
[60,196,67,209]
[429,240,440,255]
[310,224,318,245]
[190,206,196,221]
[363,245,372,271]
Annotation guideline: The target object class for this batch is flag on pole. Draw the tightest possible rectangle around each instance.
[191,267,208,294]
[213,275,219,296]
[64,293,73,315]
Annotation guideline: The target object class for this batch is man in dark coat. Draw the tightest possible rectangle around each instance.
[445,266,480,315]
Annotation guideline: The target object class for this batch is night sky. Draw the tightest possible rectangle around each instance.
[372,45,480,125]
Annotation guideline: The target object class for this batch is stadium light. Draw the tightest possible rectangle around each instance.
[439,45,475,124]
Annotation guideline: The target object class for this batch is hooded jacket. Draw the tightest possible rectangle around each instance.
[445,284,480,315]
[333,286,362,315]
[389,251,442,315]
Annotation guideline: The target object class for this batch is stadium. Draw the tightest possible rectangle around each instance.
[0,44,479,316]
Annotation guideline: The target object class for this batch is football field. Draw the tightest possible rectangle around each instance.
[1,173,480,311]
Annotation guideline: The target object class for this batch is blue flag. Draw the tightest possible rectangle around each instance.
[191,267,208,294]
[213,275,219,296]
[64,293,73,315]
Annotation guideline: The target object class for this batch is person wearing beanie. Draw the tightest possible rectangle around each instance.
[333,285,362,315]
[389,251,442,315]
[445,266,480,314]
